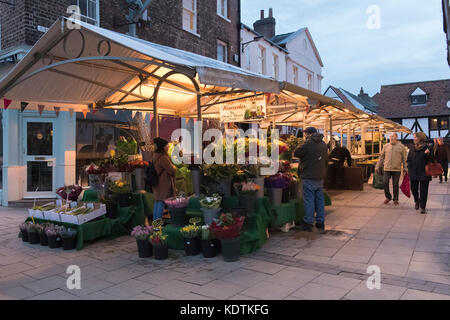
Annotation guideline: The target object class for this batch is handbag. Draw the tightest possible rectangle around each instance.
[425,162,443,177]
[373,173,384,189]
[400,173,411,198]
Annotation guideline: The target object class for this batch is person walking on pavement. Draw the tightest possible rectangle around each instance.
[433,137,450,183]
[294,127,328,232]
[408,132,434,214]
[329,141,352,189]
[376,133,407,205]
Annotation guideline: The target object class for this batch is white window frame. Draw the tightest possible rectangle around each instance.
[272,54,279,79]
[307,73,313,90]
[183,0,198,35]
[217,0,229,21]
[293,66,299,85]
[217,40,228,63]
[257,46,266,75]
[71,0,100,26]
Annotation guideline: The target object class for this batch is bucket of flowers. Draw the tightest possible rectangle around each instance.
[164,193,190,227]
[265,173,291,207]
[150,219,169,260]
[26,223,40,244]
[46,225,63,248]
[19,222,31,242]
[37,223,50,246]
[210,213,245,262]
[179,218,201,256]
[60,227,78,250]
[131,225,153,258]
[199,194,222,225]
[233,182,260,217]
[109,180,132,207]
[200,225,220,258]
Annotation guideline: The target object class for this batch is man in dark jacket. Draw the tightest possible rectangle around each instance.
[329,142,352,189]
[294,127,328,231]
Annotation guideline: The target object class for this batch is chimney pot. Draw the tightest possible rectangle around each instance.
[260,10,264,19]
[269,8,273,18]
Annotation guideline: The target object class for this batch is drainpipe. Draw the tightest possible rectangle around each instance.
[126,0,153,37]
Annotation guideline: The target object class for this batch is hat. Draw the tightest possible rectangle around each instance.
[304,127,317,134]
[153,137,168,149]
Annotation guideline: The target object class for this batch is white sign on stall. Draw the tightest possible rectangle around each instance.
[219,95,267,123]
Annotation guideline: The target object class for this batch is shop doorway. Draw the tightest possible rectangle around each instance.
[22,118,56,199]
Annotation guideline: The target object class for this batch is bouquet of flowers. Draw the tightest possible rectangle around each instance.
[164,194,190,208]
[116,136,137,156]
[233,182,260,195]
[201,225,215,240]
[199,194,222,209]
[45,225,63,237]
[149,231,168,246]
[86,163,106,175]
[128,160,149,169]
[131,225,153,240]
[179,225,200,238]
[279,160,291,173]
[109,180,131,194]
[209,213,245,240]
[264,173,291,189]
[56,185,83,201]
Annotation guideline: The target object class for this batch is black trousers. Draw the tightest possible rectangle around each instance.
[383,171,401,201]
[333,161,345,189]
[410,180,430,209]
[438,160,448,182]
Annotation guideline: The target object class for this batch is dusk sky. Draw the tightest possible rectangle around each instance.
[241,0,450,96]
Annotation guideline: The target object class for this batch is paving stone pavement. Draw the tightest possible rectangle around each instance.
[0,180,449,300]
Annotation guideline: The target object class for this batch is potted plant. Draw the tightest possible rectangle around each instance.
[60,227,77,250]
[200,225,219,258]
[131,225,153,258]
[46,225,63,248]
[109,180,132,207]
[19,222,30,242]
[150,220,168,260]
[234,182,260,217]
[37,223,49,246]
[164,194,190,227]
[210,213,245,262]
[179,219,201,256]
[265,173,291,207]
[199,194,222,225]
[27,223,40,244]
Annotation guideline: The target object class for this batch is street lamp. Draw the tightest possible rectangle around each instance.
[241,35,264,53]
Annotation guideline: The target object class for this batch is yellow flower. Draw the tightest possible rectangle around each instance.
[110,150,116,157]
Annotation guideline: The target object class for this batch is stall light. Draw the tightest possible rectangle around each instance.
[143,83,198,96]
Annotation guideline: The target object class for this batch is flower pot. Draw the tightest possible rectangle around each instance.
[106,203,118,219]
[201,239,218,258]
[282,187,290,203]
[48,235,62,248]
[153,244,169,260]
[238,192,256,216]
[134,168,146,191]
[201,207,221,225]
[117,193,132,207]
[268,188,283,207]
[191,169,202,196]
[183,237,201,256]
[39,232,48,246]
[218,179,231,197]
[28,231,40,244]
[20,229,28,242]
[136,239,153,258]
[62,236,77,250]
[220,237,240,262]
[169,207,186,227]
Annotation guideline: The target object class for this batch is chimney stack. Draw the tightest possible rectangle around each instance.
[254,8,276,39]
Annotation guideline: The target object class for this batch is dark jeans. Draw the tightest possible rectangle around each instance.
[438,161,448,182]
[383,171,401,201]
[410,180,430,209]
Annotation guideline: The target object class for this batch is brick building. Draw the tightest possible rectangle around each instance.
[373,79,450,140]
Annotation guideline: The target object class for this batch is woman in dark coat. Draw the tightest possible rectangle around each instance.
[152,138,177,221]
[407,132,433,214]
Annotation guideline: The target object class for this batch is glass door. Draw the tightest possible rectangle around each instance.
[23,119,56,198]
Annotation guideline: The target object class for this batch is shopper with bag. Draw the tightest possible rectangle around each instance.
[433,137,450,183]
[407,132,434,214]
[375,133,407,205]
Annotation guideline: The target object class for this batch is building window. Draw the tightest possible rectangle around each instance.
[307,73,313,90]
[430,117,449,130]
[317,75,321,92]
[410,87,427,105]
[217,40,228,63]
[272,54,279,79]
[183,0,197,34]
[70,0,99,26]
[217,0,228,19]
[257,46,266,75]
[293,66,298,85]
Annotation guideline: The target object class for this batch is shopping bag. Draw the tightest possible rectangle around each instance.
[373,173,384,189]
[400,173,411,198]
[368,173,374,185]
[425,162,443,177]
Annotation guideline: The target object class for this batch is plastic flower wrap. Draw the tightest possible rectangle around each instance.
[131,225,153,240]
[199,194,222,209]
[201,225,215,240]
[45,225,64,237]
[56,185,83,201]
[164,194,190,208]
[264,173,291,189]
[209,213,245,240]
